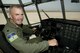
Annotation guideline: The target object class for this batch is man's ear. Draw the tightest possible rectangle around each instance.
[9,14,12,19]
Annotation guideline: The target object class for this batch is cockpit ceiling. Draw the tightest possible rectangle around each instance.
[0,0,80,12]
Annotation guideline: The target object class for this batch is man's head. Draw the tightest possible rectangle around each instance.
[9,5,24,25]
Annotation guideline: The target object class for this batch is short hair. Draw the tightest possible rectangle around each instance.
[9,4,23,14]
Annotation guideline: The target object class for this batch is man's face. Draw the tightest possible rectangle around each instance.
[10,7,24,25]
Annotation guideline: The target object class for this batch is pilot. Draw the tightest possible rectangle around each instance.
[3,5,58,53]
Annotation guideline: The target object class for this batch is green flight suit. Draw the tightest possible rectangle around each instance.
[3,20,49,53]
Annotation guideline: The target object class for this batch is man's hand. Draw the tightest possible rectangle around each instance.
[48,39,58,46]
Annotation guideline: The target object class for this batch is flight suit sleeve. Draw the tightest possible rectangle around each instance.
[12,39,49,53]
[3,27,49,53]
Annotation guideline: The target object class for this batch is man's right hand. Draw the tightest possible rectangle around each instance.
[48,39,58,46]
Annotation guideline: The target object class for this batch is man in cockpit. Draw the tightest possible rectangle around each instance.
[3,5,58,53]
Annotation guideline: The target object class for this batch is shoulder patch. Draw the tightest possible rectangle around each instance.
[7,32,18,42]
